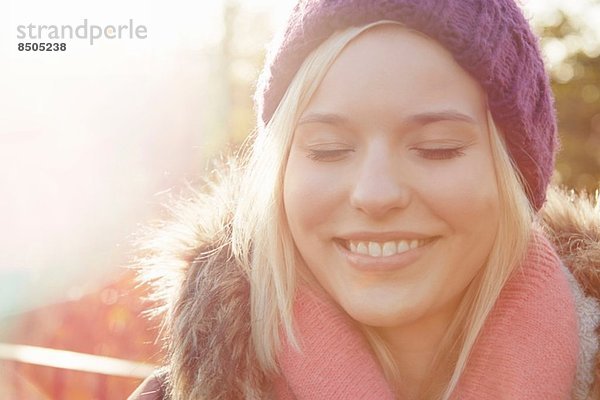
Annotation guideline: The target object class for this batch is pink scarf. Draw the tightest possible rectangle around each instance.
[274,235,579,399]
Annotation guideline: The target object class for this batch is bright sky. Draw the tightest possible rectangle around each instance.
[0,0,298,315]
[0,0,598,315]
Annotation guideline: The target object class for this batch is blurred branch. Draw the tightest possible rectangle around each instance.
[0,343,155,378]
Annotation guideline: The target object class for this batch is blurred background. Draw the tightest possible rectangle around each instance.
[1,0,599,398]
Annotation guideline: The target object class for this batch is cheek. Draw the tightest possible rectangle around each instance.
[283,154,345,234]
[416,156,500,309]
[419,153,499,228]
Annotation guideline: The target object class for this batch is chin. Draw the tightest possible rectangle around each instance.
[340,296,423,329]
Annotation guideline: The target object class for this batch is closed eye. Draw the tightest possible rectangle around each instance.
[413,147,466,160]
[307,148,354,162]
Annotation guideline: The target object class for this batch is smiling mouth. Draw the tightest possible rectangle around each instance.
[339,238,436,257]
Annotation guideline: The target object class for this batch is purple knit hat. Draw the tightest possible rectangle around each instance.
[254,0,558,210]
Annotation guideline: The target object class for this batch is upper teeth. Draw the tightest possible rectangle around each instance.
[348,239,425,257]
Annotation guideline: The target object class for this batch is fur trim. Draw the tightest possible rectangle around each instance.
[541,186,600,399]
[133,161,269,399]
[542,187,600,299]
[134,165,600,399]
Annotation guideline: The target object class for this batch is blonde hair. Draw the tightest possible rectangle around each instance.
[231,21,536,399]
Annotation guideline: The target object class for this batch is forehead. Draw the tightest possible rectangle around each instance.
[303,25,487,127]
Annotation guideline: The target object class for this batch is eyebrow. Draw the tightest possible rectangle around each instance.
[296,109,478,127]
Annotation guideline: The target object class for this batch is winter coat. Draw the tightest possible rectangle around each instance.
[128,165,600,400]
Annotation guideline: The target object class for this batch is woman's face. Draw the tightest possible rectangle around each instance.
[283,27,500,331]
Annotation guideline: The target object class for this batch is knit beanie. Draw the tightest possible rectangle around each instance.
[254,0,558,211]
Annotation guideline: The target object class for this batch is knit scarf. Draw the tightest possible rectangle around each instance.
[273,235,579,399]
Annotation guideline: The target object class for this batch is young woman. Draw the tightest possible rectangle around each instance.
[130,1,600,399]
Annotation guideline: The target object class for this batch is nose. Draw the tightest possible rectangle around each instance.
[349,142,411,218]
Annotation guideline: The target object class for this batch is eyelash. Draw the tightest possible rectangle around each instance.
[413,147,466,160]
[307,149,354,161]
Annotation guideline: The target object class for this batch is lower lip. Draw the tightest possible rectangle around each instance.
[335,239,436,272]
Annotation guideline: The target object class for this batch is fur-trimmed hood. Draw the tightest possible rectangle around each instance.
[132,164,600,400]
